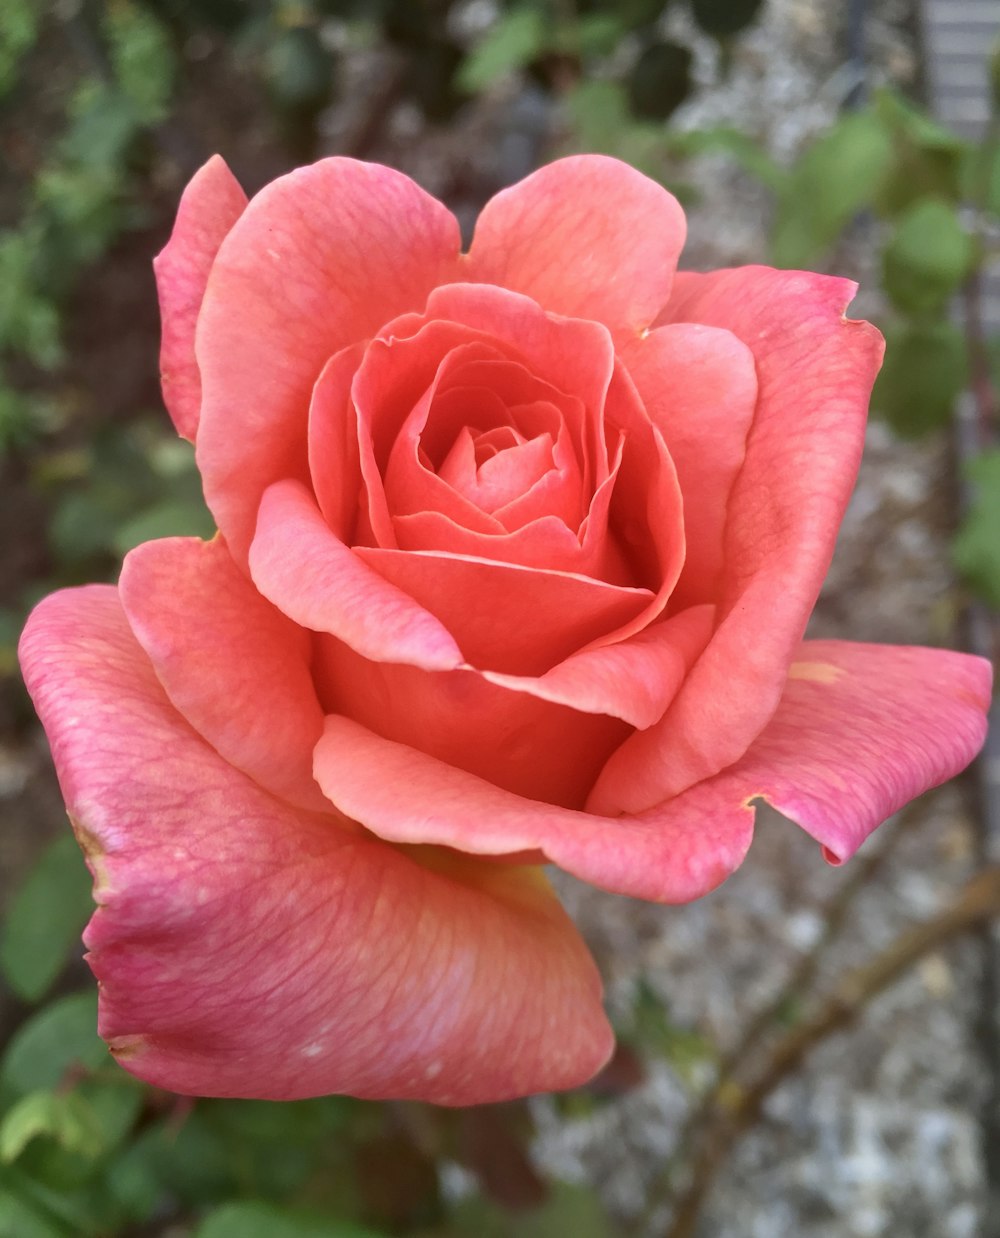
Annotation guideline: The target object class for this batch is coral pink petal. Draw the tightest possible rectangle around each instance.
[590,270,885,815]
[619,323,757,605]
[314,715,753,904]
[467,155,686,333]
[195,158,462,564]
[357,546,653,675]
[153,156,247,442]
[314,640,990,901]
[18,588,613,1103]
[729,640,993,862]
[119,536,327,812]
[308,343,367,541]
[249,480,463,672]
[314,637,629,809]
[481,604,715,729]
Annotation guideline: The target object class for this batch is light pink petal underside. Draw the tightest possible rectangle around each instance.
[590,269,885,816]
[153,156,247,442]
[119,536,328,812]
[18,588,613,1104]
[467,155,686,334]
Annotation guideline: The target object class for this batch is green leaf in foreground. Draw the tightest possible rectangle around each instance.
[954,450,1000,608]
[0,1092,103,1166]
[0,835,93,1003]
[0,993,104,1100]
[194,1200,386,1238]
[872,321,968,438]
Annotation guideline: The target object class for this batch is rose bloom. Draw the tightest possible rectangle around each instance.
[20,155,991,1105]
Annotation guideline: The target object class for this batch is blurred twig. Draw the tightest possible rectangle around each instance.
[662,863,1000,1238]
[631,800,916,1237]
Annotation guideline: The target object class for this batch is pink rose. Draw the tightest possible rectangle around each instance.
[20,155,991,1105]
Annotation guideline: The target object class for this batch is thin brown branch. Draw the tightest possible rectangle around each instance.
[662,864,1000,1238]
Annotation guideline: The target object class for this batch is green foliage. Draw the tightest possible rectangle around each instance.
[195,1200,386,1238]
[0,835,93,1003]
[0,0,40,99]
[882,199,974,316]
[0,1092,103,1166]
[628,41,694,123]
[0,993,105,1100]
[872,322,968,438]
[457,7,546,93]
[771,109,893,268]
[954,450,1000,607]
[444,1182,615,1238]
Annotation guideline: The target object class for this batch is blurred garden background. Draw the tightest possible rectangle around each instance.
[1,0,999,1234]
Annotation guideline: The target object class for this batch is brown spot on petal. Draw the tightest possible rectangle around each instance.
[108,1034,150,1062]
[68,815,112,902]
[788,661,845,685]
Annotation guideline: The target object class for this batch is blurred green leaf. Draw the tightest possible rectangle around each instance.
[194,1200,386,1238]
[627,980,715,1080]
[457,7,546,93]
[0,0,40,98]
[0,1092,103,1166]
[0,1179,66,1238]
[665,125,786,191]
[954,449,1000,607]
[264,25,336,112]
[104,0,176,123]
[882,199,973,316]
[0,835,93,1003]
[0,993,104,1101]
[0,231,64,369]
[113,499,216,555]
[446,1182,614,1238]
[872,321,967,437]
[772,109,893,267]
[872,90,968,215]
[627,40,693,122]
[691,0,765,39]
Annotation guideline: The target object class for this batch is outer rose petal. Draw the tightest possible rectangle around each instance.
[744,640,993,862]
[467,155,686,334]
[119,535,328,813]
[18,588,613,1104]
[314,640,990,902]
[153,156,247,442]
[590,270,885,815]
[195,158,463,564]
[618,323,757,606]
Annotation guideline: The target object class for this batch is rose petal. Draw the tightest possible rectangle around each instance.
[314,635,630,808]
[357,546,654,676]
[590,270,885,815]
[195,159,462,564]
[468,155,686,334]
[313,640,991,902]
[480,603,715,730]
[249,480,463,672]
[314,713,752,904]
[119,536,327,812]
[19,587,613,1103]
[153,156,247,442]
[308,343,367,541]
[740,639,993,862]
[618,322,757,606]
